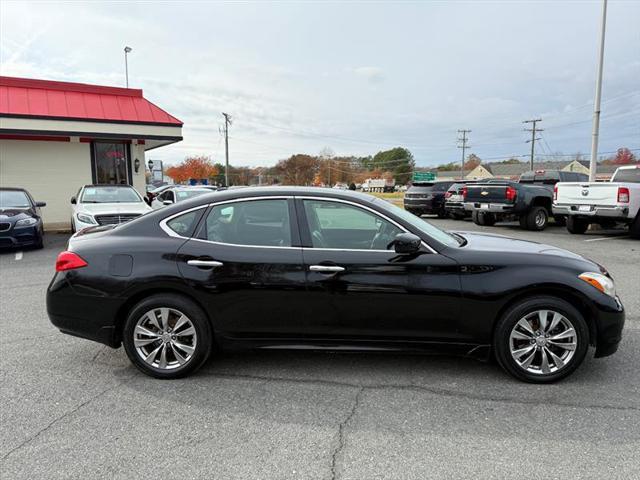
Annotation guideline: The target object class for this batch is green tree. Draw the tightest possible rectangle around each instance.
[369,147,415,183]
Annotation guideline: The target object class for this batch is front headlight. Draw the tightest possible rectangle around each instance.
[579,272,616,298]
[76,213,97,225]
[15,217,38,228]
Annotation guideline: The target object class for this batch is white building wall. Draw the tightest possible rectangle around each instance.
[1,139,91,230]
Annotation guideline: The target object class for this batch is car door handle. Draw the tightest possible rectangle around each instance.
[309,265,345,273]
[187,259,224,268]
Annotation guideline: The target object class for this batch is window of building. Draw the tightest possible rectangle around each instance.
[92,142,131,185]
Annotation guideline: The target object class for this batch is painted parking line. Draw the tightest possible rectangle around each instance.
[15,251,23,260]
[584,235,629,242]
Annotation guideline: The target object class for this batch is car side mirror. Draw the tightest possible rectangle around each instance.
[35,201,46,207]
[70,196,77,205]
[143,197,150,205]
[163,200,174,206]
[388,232,422,254]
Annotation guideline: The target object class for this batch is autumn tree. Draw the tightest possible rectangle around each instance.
[166,156,219,183]
[464,153,481,170]
[612,147,636,165]
[274,154,319,185]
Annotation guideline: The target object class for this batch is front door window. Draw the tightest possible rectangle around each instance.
[93,142,130,185]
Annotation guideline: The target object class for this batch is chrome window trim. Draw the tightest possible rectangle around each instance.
[158,194,437,254]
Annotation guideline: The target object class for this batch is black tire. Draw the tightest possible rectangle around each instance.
[122,294,213,379]
[522,206,548,231]
[33,231,44,250]
[566,216,589,234]
[472,211,495,226]
[494,296,589,383]
[630,213,640,240]
[437,208,447,219]
[70,218,76,234]
[472,211,483,225]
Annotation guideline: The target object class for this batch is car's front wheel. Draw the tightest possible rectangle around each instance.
[122,294,213,379]
[494,296,589,383]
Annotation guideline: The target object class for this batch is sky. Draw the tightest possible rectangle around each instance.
[1,0,638,168]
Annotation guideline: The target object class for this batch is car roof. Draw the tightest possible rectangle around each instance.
[83,184,136,188]
[0,187,28,192]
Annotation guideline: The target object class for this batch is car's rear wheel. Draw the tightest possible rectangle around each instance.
[472,211,495,226]
[494,297,589,383]
[566,216,589,234]
[521,206,548,231]
[123,294,213,379]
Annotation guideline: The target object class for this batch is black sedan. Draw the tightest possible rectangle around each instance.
[0,187,46,249]
[47,187,624,383]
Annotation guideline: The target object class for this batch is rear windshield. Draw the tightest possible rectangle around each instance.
[409,182,452,192]
[81,186,142,203]
[175,189,210,201]
[611,168,640,183]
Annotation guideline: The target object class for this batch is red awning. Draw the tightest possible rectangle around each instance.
[0,76,182,126]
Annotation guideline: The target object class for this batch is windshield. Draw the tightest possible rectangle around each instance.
[373,198,460,248]
[0,190,31,208]
[611,168,640,183]
[175,189,210,201]
[81,186,142,203]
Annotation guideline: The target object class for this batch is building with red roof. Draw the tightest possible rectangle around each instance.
[0,76,183,229]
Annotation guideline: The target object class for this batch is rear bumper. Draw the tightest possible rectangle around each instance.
[404,198,439,213]
[553,204,631,220]
[47,273,123,348]
[463,202,515,213]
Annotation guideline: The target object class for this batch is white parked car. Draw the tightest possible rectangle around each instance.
[71,185,152,232]
[150,186,211,210]
[553,165,640,238]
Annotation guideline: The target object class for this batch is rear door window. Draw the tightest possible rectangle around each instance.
[203,199,292,247]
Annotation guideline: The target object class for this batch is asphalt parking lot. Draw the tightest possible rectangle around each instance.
[1,220,639,479]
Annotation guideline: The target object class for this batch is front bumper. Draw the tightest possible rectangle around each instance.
[553,204,630,220]
[594,296,625,358]
[0,224,42,248]
[463,202,515,213]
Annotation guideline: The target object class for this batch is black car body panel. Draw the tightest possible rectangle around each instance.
[46,187,624,360]
[0,188,45,249]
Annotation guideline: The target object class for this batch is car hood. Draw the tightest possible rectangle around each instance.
[453,231,585,260]
[77,202,151,215]
[0,207,36,221]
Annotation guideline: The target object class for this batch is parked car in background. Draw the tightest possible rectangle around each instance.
[464,170,588,231]
[404,181,456,218]
[0,187,46,249]
[553,165,640,238]
[444,182,474,219]
[71,185,151,232]
[47,186,625,383]
[150,186,211,209]
[145,184,173,205]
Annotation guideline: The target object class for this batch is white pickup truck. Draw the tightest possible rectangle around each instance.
[553,165,640,238]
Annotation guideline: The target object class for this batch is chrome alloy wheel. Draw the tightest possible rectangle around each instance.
[133,308,197,370]
[509,310,577,375]
[535,210,546,227]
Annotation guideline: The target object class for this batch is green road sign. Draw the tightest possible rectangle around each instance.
[412,171,436,182]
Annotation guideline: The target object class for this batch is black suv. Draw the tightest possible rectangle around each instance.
[404,181,455,218]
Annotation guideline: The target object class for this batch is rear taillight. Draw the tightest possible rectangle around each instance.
[505,186,517,202]
[55,251,88,272]
[444,191,452,198]
[553,185,558,201]
[617,187,630,203]
[462,186,468,199]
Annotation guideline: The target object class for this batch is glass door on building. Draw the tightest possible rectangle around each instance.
[92,142,131,185]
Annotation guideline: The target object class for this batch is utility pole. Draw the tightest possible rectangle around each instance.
[590,0,608,181]
[327,158,331,187]
[457,130,471,179]
[523,119,543,170]
[222,112,232,187]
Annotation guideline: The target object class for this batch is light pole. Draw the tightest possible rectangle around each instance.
[589,0,608,181]
[124,46,132,88]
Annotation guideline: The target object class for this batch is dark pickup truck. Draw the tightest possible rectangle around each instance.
[463,170,588,231]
